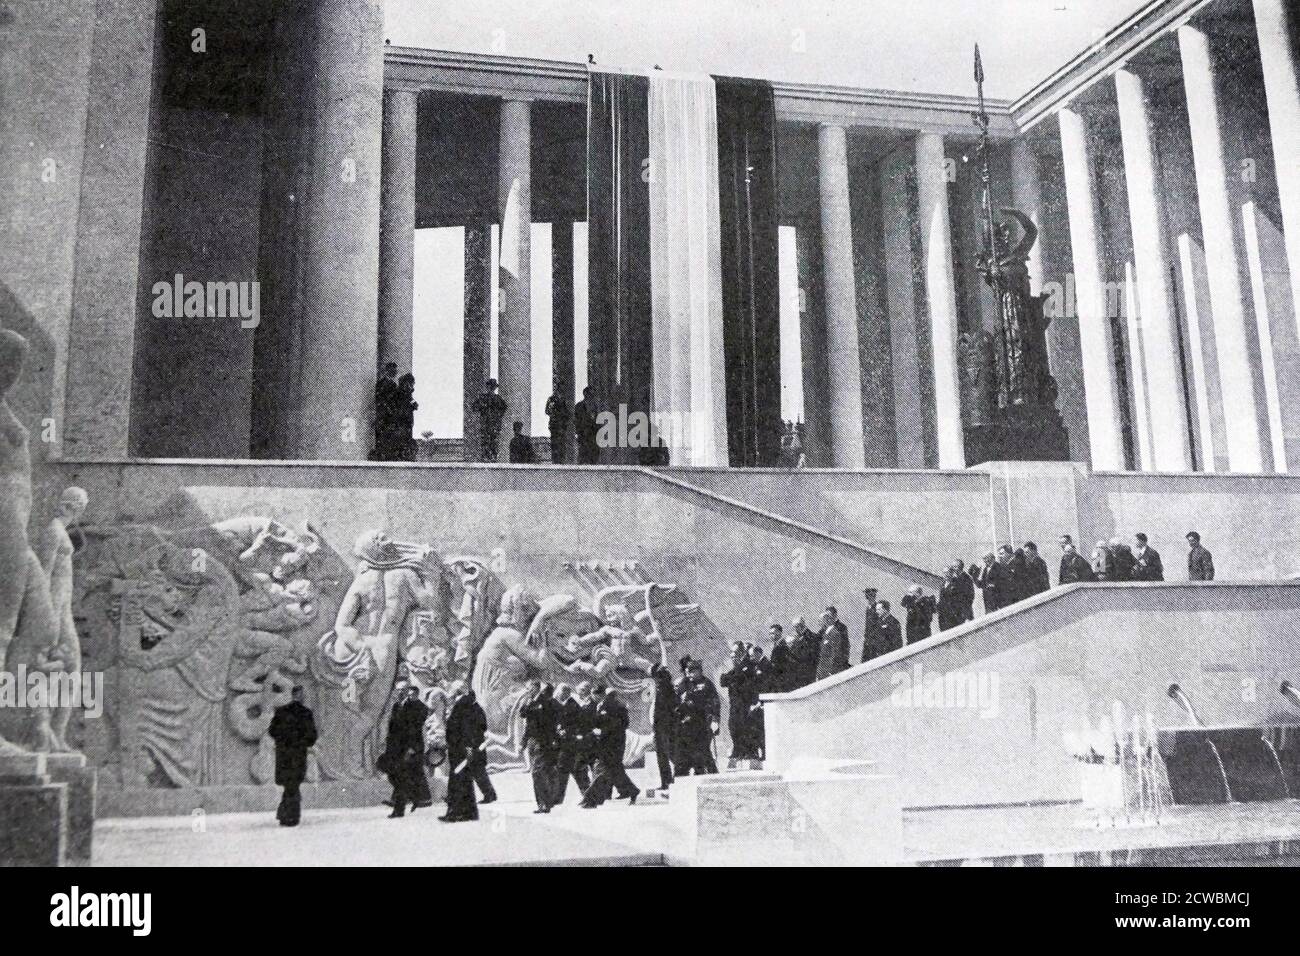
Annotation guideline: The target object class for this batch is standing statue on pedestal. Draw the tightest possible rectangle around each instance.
[978,208,1056,411]
[0,329,66,754]
[963,45,1068,465]
[42,487,89,751]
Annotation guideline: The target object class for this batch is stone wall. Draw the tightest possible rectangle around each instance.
[670,461,1300,580]
[32,459,936,796]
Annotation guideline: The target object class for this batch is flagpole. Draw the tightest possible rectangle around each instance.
[974,44,1000,276]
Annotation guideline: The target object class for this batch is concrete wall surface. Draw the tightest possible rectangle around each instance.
[763,581,1300,808]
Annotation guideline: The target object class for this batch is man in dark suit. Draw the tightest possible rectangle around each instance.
[268,686,317,827]
[768,623,793,692]
[814,606,851,681]
[508,421,536,463]
[473,378,508,462]
[720,642,756,762]
[574,386,600,464]
[1186,531,1215,581]
[790,616,820,688]
[673,660,721,776]
[901,586,936,644]
[1057,534,1095,584]
[545,381,570,464]
[1132,532,1164,581]
[580,686,640,807]
[441,684,489,822]
[552,682,592,805]
[1021,542,1052,597]
[864,600,903,661]
[1109,537,1136,581]
[520,680,560,813]
[380,686,431,818]
[976,547,1017,613]
[954,561,976,621]
[861,590,885,661]
[937,564,968,631]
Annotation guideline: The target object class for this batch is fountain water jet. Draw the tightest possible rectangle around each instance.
[1166,684,1233,802]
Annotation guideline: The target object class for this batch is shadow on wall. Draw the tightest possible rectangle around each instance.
[0,281,56,463]
[62,484,738,787]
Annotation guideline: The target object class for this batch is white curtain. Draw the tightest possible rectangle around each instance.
[648,72,728,466]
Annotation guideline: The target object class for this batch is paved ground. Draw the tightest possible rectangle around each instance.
[95,770,684,867]
[95,769,1300,866]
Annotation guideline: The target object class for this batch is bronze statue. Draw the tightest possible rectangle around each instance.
[978,208,1055,410]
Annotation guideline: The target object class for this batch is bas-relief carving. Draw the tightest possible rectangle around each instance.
[63,492,712,788]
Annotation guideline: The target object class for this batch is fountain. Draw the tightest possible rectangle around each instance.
[1157,684,1300,804]
[1064,703,1170,827]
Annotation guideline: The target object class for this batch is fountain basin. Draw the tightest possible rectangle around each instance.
[1157,726,1300,804]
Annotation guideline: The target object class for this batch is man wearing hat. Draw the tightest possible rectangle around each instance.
[473,378,508,462]
[674,659,721,775]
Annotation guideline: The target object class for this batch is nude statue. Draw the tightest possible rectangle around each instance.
[310,530,445,780]
[0,330,61,754]
[40,486,89,751]
[564,604,663,680]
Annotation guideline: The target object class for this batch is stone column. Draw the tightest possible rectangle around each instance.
[817,124,866,469]
[463,221,492,461]
[63,0,160,458]
[252,0,385,460]
[1114,66,1192,471]
[498,98,532,436]
[1253,0,1300,327]
[1178,24,1265,473]
[881,149,926,468]
[552,219,575,461]
[914,132,964,469]
[379,87,418,374]
[1057,106,1126,470]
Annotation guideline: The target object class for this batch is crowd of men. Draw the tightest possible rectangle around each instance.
[513,657,726,811]
[268,528,1217,824]
[763,530,1217,680]
[371,362,419,461]
[472,377,602,464]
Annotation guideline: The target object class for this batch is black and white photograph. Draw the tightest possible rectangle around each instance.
[0,0,1297,918]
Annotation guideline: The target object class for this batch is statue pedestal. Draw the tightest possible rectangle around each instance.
[44,753,96,865]
[0,752,70,866]
[964,404,1070,467]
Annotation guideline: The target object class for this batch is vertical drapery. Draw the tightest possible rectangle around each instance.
[586,69,654,462]
[714,77,782,467]
[648,72,728,466]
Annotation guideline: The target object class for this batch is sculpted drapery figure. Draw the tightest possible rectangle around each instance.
[310,530,446,780]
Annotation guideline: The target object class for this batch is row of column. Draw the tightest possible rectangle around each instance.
[378,91,537,449]
[272,0,1300,472]
[816,125,965,469]
[814,0,1300,476]
[1055,1,1300,474]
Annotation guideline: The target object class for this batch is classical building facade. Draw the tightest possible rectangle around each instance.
[4,0,1299,473]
